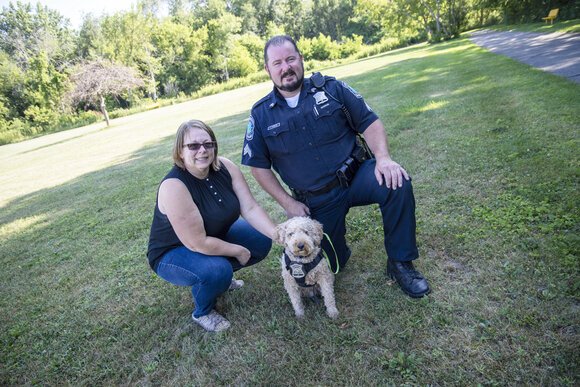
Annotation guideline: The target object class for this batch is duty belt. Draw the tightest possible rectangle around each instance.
[290,178,341,200]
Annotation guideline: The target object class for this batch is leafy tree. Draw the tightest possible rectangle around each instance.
[0,51,26,118]
[306,0,355,40]
[95,9,161,99]
[237,0,283,36]
[23,52,68,128]
[167,0,191,23]
[467,0,502,27]
[237,33,265,66]
[380,0,467,42]
[206,13,243,81]
[151,19,212,95]
[350,0,390,43]
[138,0,164,16]
[279,0,307,38]
[0,1,74,130]
[236,2,259,34]
[77,15,103,60]
[0,1,75,68]
[227,41,258,77]
[190,0,230,21]
[68,60,144,126]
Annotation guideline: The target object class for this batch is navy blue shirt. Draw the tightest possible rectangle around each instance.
[241,75,378,191]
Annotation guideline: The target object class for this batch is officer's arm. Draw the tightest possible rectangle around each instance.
[363,119,409,189]
[251,167,310,218]
[363,119,390,159]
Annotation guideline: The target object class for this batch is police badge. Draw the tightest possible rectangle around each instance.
[313,91,328,105]
[289,263,306,279]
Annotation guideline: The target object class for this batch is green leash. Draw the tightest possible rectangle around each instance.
[322,233,340,274]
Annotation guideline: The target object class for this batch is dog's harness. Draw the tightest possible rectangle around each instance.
[284,251,324,288]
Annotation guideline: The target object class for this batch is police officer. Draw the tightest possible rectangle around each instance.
[241,35,430,298]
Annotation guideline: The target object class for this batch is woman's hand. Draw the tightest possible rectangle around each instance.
[235,246,251,266]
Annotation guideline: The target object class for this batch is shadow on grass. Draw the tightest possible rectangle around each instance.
[0,111,259,384]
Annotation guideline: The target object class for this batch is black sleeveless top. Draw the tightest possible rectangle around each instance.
[147,163,241,271]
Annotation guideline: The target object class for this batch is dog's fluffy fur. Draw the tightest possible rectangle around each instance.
[274,217,339,319]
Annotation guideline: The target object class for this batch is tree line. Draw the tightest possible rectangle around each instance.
[0,0,576,144]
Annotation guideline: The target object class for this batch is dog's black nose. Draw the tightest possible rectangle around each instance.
[297,242,304,250]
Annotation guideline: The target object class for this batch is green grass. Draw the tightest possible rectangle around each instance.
[1,36,579,385]
[480,18,580,34]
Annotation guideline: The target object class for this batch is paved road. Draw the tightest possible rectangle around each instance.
[470,30,580,83]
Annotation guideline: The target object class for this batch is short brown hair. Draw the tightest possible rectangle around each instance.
[264,35,301,64]
[172,119,220,171]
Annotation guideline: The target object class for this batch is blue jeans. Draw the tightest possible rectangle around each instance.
[155,218,272,318]
[300,159,418,272]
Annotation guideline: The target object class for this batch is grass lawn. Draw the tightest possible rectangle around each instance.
[481,18,580,33]
[0,35,578,385]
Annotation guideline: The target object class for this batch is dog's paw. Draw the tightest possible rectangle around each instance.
[294,311,305,319]
[327,307,339,319]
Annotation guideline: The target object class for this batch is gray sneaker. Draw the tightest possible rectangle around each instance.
[228,278,244,291]
[192,310,231,332]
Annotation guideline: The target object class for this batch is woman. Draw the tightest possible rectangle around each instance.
[147,119,276,332]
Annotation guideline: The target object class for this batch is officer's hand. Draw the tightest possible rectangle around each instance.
[285,199,310,218]
[374,156,409,189]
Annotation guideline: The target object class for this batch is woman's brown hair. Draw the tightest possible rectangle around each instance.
[172,119,221,171]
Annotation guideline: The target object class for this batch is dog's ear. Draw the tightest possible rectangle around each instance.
[311,219,324,243]
[273,222,286,245]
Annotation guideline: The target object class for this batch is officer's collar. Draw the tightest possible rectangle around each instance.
[268,78,314,109]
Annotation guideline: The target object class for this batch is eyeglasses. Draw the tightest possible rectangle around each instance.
[183,141,217,151]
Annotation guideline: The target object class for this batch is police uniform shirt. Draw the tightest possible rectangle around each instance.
[241,76,379,192]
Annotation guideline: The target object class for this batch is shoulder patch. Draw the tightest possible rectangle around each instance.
[245,115,255,141]
[341,81,362,99]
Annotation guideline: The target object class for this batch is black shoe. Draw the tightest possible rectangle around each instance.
[387,260,430,298]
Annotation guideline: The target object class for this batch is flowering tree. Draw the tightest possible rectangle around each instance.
[68,60,144,126]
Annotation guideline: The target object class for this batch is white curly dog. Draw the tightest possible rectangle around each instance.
[275,216,339,319]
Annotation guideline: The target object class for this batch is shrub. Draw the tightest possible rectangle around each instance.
[237,33,265,66]
[0,128,24,145]
[340,35,364,58]
[310,33,342,61]
[0,117,38,144]
[352,37,403,59]
[297,37,314,60]
[24,105,59,130]
[228,44,259,78]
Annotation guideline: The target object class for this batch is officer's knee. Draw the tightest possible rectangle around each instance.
[399,178,414,195]
[379,177,414,207]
